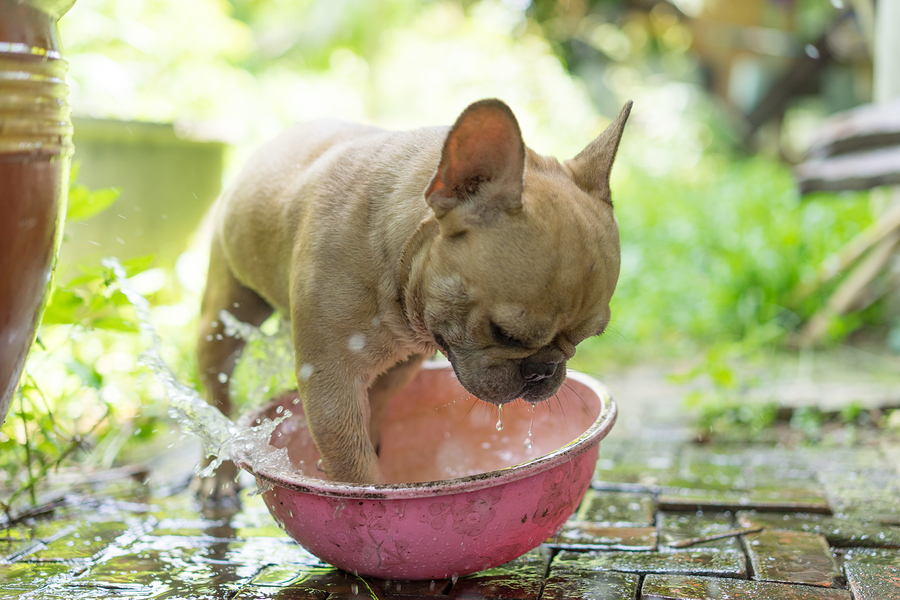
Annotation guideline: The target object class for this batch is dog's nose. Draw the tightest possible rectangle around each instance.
[522,361,557,383]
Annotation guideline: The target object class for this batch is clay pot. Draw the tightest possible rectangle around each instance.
[0,0,75,425]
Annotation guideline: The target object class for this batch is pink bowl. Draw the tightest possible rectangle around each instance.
[239,362,616,580]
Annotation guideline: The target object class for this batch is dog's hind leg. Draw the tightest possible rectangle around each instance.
[195,233,274,501]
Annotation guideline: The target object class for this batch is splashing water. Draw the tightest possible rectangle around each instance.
[104,258,295,482]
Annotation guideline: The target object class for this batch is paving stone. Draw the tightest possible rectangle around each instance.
[81,542,261,599]
[242,565,365,598]
[10,586,124,600]
[378,578,454,597]
[817,468,900,515]
[552,549,746,578]
[250,563,450,597]
[27,519,131,561]
[245,563,453,598]
[83,534,262,593]
[659,486,831,514]
[231,493,289,538]
[844,563,900,600]
[18,518,79,544]
[641,573,853,599]
[655,447,832,514]
[658,511,742,552]
[227,537,323,566]
[803,446,893,474]
[575,489,656,525]
[234,586,329,599]
[541,571,639,600]
[594,438,681,490]
[744,529,842,587]
[150,516,233,537]
[547,523,657,550]
[838,547,900,568]
[0,525,40,560]
[0,562,74,592]
[251,563,331,587]
[147,495,208,520]
[448,547,550,599]
[82,551,175,587]
[738,511,900,547]
[120,533,268,566]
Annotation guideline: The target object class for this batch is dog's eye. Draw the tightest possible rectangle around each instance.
[490,321,525,348]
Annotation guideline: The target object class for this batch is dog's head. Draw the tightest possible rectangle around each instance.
[413,98,630,405]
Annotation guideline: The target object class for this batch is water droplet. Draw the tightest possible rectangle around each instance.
[217,372,229,384]
[316,459,325,472]
[523,437,533,450]
[495,405,504,431]
[351,583,358,595]
[276,406,284,414]
[451,573,459,585]
[298,363,314,380]
[348,333,366,352]
[429,580,436,592]
[830,0,844,7]
[805,44,820,59]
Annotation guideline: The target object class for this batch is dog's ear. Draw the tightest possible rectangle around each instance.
[566,101,632,204]
[425,99,525,226]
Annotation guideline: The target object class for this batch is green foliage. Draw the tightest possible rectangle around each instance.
[690,395,781,439]
[581,154,873,361]
[0,178,181,515]
[65,163,120,221]
[41,256,153,332]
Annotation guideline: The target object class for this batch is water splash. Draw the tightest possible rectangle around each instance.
[104,258,294,481]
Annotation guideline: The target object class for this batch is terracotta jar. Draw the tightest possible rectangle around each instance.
[0,0,75,425]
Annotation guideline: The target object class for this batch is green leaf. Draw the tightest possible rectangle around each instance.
[41,289,85,325]
[88,316,138,332]
[66,185,120,221]
[120,255,156,278]
[65,360,102,389]
[64,271,105,287]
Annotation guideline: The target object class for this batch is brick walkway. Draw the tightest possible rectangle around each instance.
[1,420,899,599]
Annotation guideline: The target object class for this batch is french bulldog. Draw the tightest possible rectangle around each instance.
[196,98,631,495]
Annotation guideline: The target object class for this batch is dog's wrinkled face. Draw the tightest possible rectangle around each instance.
[418,99,630,406]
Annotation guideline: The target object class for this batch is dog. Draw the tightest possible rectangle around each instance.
[196,98,631,496]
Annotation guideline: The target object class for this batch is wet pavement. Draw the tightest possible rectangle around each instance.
[2,412,899,598]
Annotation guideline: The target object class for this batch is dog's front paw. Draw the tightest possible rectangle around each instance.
[191,458,242,506]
